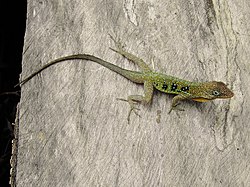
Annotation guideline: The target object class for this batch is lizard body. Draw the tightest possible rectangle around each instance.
[17,39,234,121]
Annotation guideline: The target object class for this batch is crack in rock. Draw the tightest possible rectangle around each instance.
[123,0,138,26]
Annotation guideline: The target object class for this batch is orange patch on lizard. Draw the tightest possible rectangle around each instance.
[192,98,211,102]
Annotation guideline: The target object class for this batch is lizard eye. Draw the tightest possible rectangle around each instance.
[212,90,220,96]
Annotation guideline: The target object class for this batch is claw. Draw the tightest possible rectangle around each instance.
[116,98,127,102]
[109,47,118,53]
[116,98,139,105]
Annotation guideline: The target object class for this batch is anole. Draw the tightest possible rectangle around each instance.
[16,38,234,121]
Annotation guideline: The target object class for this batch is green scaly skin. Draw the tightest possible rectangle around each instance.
[17,39,234,122]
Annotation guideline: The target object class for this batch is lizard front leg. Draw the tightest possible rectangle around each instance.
[119,81,154,123]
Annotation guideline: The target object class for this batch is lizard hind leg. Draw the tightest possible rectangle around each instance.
[117,81,154,123]
[109,34,152,72]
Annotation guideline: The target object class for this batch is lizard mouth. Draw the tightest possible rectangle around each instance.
[192,91,234,102]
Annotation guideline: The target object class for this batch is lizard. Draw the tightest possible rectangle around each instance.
[16,37,234,122]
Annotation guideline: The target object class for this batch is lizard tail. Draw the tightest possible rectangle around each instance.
[15,54,143,87]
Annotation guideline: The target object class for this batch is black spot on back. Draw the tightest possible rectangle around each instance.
[162,83,168,90]
[154,82,159,87]
[181,86,189,92]
[171,83,178,91]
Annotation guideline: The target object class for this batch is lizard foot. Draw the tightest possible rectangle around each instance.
[108,34,126,53]
[117,98,141,123]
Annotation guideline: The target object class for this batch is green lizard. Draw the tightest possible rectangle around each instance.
[17,38,234,121]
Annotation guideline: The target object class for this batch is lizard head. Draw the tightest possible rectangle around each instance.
[192,81,234,102]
